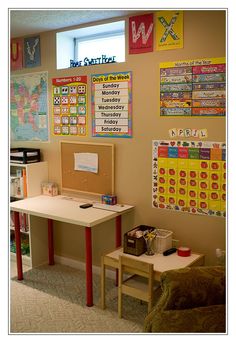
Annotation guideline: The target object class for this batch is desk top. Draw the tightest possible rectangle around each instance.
[10,195,134,227]
[106,247,204,273]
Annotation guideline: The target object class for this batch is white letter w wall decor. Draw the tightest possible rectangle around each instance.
[129,13,154,54]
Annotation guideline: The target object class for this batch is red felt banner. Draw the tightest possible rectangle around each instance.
[129,13,154,54]
[11,38,23,70]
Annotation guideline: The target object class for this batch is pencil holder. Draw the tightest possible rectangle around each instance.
[101,194,117,205]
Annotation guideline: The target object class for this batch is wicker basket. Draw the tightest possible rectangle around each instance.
[123,225,156,256]
[154,229,173,253]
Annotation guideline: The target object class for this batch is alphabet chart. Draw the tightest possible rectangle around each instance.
[91,71,132,137]
[52,75,87,136]
[160,57,226,117]
[152,140,226,217]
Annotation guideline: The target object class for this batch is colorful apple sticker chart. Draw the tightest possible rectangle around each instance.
[152,140,226,217]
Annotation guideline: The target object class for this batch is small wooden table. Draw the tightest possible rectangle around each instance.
[101,247,204,309]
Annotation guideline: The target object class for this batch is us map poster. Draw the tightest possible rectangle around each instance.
[52,75,87,136]
[152,140,226,217]
[91,71,132,137]
[10,71,48,141]
[160,57,226,117]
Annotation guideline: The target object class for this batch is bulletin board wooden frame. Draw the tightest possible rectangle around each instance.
[60,141,114,196]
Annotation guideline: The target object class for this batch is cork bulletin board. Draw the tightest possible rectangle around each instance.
[60,141,114,195]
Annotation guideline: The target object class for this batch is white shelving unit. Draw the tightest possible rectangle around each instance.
[10,161,48,267]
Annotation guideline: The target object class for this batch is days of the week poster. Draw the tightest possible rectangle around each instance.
[160,57,226,117]
[52,75,87,136]
[91,71,132,137]
[152,140,226,217]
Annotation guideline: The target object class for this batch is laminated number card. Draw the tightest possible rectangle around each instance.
[52,75,87,136]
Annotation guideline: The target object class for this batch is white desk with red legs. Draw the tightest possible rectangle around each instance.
[10,195,134,307]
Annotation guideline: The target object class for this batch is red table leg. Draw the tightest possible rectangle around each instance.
[48,219,54,265]
[14,211,23,280]
[85,226,93,306]
[116,215,122,247]
[115,215,122,285]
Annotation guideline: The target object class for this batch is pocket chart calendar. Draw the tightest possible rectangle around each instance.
[152,140,226,217]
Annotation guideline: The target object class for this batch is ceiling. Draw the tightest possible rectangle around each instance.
[10,9,142,38]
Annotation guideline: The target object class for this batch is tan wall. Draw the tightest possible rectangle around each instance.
[11,10,226,266]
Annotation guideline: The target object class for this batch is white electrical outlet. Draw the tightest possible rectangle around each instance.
[216,248,225,265]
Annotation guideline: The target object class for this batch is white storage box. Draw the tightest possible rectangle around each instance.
[155,229,173,253]
[41,182,58,196]
[10,176,23,198]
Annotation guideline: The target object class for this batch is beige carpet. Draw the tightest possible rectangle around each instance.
[10,261,149,333]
